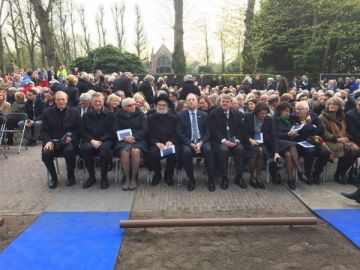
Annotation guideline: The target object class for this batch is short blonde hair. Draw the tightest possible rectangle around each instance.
[15,92,26,103]
[107,93,121,105]
[67,74,78,85]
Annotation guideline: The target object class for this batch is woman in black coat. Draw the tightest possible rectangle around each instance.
[243,102,280,189]
[64,75,79,107]
[114,98,148,191]
[272,102,308,190]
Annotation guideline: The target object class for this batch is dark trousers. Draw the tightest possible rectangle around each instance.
[147,145,177,180]
[297,144,330,176]
[216,143,244,178]
[81,141,113,179]
[42,143,76,180]
[181,142,214,182]
[337,150,358,174]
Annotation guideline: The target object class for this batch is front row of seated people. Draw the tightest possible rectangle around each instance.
[40,91,360,192]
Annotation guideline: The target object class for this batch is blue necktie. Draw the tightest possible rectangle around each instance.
[191,112,199,143]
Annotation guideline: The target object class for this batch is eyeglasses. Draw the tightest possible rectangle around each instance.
[126,104,135,107]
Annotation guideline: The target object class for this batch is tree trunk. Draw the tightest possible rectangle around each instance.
[30,0,58,69]
[204,24,210,66]
[0,0,7,75]
[242,0,256,73]
[173,0,186,74]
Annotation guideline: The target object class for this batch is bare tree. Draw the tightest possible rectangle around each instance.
[7,0,22,67]
[67,0,77,59]
[96,18,102,47]
[78,5,91,51]
[111,2,125,51]
[134,4,146,58]
[54,0,72,66]
[14,0,39,70]
[30,0,58,68]
[99,5,106,47]
[173,0,186,73]
[242,0,256,73]
[203,23,210,66]
[0,0,8,74]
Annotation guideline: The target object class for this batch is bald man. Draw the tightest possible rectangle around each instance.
[40,91,82,189]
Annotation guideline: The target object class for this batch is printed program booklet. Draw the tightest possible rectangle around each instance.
[291,124,304,132]
[117,129,132,141]
[297,141,315,148]
[160,145,176,157]
[254,132,264,144]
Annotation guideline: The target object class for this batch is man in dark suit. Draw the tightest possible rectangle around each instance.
[179,75,201,100]
[147,95,178,186]
[176,93,215,191]
[113,72,133,98]
[81,92,115,190]
[19,89,45,146]
[139,75,156,106]
[209,94,246,189]
[77,93,92,118]
[40,91,82,189]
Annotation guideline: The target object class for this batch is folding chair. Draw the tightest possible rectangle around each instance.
[1,113,28,154]
[0,120,7,158]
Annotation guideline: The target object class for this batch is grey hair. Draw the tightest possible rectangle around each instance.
[121,98,134,109]
[219,93,233,101]
[296,100,309,111]
[236,94,245,100]
[184,74,193,82]
[79,92,92,102]
[144,74,155,82]
[80,72,88,80]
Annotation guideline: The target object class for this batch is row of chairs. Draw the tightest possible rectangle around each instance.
[0,113,28,157]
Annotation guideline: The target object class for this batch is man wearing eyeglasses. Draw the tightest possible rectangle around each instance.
[176,93,215,192]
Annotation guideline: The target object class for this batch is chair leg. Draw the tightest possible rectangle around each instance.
[266,160,270,184]
[55,158,60,174]
[18,125,27,154]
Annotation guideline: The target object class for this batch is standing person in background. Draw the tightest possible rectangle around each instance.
[179,75,201,100]
[64,75,79,107]
[139,75,156,106]
[113,72,134,98]
[57,65,68,84]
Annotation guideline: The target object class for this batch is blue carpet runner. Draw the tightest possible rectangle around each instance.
[0,211,129,270]
[314,208,360,248]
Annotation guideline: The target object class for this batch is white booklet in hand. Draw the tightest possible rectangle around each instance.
[297,141,315,148]
[254,132,263,144]
[291,124,304,132]
[160,145,176,157]
[117,129,132,141]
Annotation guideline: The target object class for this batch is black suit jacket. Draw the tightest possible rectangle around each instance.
[243,112,279,155]
[179,81,201,100]
[346,108,360,145]
[208,107,243,145]
[148,112,178,145]
[139,81,155,105]
[176,109,210,145]
[113,76,133,97]
[82,109,115,143]
[40,106,82,145]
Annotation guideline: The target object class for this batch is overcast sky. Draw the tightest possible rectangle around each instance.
[75,0,246,62]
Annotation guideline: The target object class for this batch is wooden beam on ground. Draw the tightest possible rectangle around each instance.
[120,217,318,229]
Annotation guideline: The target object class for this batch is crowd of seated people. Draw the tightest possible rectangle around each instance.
[1,69,360,201]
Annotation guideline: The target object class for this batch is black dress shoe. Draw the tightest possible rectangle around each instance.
[66,176,76,186]
[288,180,296,190]
[335,172,346,185]
[83,177,96,189]
[164,178,174,186]
[221,177,229,190]
[151,173,162,186]
[208,179,216,192]
[297,172,310,184]
[187,179,195,191]
[235,175,247,189]
[48,178,58,189]
[100,178,109,189]
[256,181,266,189]
[249,181,258,189]
[341,188,360,200]
[312,174,321,185]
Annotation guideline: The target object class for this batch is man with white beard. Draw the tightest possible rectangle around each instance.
[147,95,178,186]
